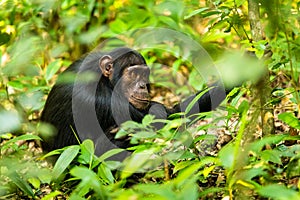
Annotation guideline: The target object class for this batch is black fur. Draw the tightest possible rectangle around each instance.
[41,47,227,156]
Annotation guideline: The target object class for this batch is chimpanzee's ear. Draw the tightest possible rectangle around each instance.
[99,55,113,78]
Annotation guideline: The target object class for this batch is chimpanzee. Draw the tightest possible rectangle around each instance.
[41,47,228,156]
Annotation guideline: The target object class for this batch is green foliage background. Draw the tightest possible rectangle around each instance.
[0,0,299,199]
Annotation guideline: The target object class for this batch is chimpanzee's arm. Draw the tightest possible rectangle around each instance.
[169,83,230,117]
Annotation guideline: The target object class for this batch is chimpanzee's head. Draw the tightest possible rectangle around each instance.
[99,48,151,110]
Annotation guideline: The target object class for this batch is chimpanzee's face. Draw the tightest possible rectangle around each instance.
[121,65,150,110]
[98,50,150,110]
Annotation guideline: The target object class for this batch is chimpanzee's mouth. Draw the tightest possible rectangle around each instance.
[130,95,150,103]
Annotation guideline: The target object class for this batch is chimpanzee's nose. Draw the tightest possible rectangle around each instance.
[139,83,146,89]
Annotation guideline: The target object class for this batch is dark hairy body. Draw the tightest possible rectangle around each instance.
[41,47,228,156]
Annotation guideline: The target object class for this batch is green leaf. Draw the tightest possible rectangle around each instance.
[77,27,105,44]
[278,112,300,129]
[174,157,216,186]
[142,114,155,126]
[52,145,80,180]
[3,36,42,76]
[7,80,24,90]
[238,100,250,115]
[154,0,184,21]
[260,149,282,164]
[177,179,198,200]
[78,139,95,166]
[98,163,115,184]
[235,0,246,7]
[109,19,128,33]
[121,150,154,179]
[70,166,106,198]
[134,184,175,199]
[0,32,10,46]
[41,148,65,159]
[188,69,205,90]
[184,7,209,19]
[257,184,300,200]
[97,148,126,163]
[45,60,62,82]
[199,187,225,198]
[7,171,34,197]
[193,134,217,143]
[133,130,156,139]
[249,135,287,154]
[28,178,40,189]
[161,118,189,132]
[239,167,267,181]
[218,143,235,169]
[287,158,300,178]
[228,87,245,107]
[115,128,129,139]
[202,10,222,18]
[158,16,179,29]
[1,134,41,151]
[41,191,62,200]
[185,88,209,114]
[173,160,198,174]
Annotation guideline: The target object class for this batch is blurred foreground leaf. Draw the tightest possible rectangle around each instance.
[0,32,10,46]
[0,110,22,135]
[257,184,300,200]
[217,52,266,89]
[7,171,34,197]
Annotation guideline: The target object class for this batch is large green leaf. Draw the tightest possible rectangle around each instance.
[257,184,300,200]
[52,145,80,180]
[278,112,300,129]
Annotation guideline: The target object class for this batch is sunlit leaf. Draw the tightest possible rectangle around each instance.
[28,178,40,189]
[7,80,24,90]
[236,0,246,7]
[109,19,128,33]
[41,190,62,200]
